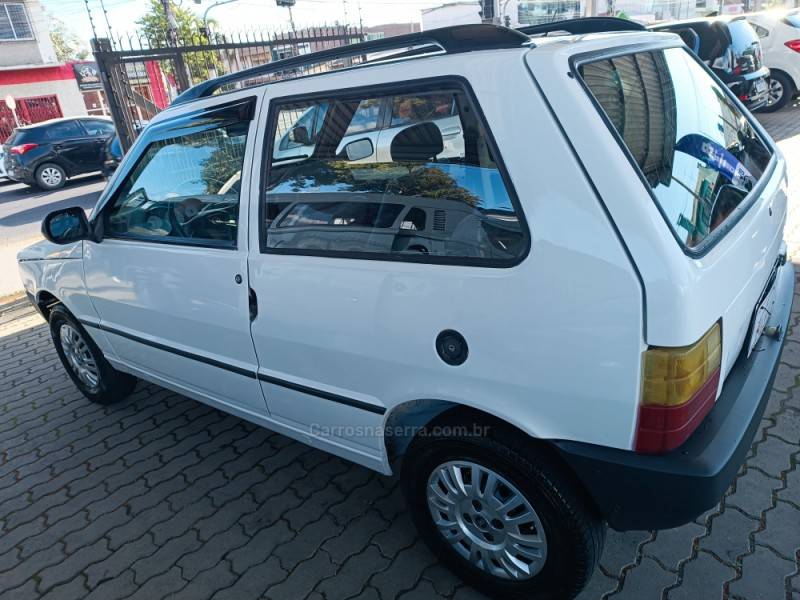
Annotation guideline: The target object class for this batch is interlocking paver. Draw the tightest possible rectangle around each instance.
[0,106,798,600]
[728,545,796,600]
[666,551,735,600]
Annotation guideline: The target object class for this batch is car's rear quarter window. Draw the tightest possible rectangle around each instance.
[580,47,772,249]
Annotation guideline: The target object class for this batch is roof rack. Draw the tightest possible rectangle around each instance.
[171,24,531,106]
[518,17,646,37]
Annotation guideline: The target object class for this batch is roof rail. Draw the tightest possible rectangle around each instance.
[171,24,531,106]
[518,17,646,37]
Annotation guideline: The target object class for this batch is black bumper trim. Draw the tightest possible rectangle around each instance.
[554,262,795,531]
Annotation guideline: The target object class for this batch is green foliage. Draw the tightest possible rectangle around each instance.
[276,160,481,207]
[136,0,220,83]
[50,19,89,62]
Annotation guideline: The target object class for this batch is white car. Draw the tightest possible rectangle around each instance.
[273,93,465,163]
[17,23,794,599]
[747,9,800,111]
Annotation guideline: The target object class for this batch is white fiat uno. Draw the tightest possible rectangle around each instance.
[18,21,794,599]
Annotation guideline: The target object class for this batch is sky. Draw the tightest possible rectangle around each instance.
[39,0,451,47]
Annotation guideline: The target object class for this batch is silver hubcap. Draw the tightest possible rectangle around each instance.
[59,324,100,391]
[768,79,784,104]
[427,460,547,580]
[41,167,62,186]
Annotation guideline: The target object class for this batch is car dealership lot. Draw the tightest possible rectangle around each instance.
[0,104,798,599]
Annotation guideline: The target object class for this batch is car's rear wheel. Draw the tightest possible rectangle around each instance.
[49,305,137,404]
[402,414,605,599]
[759,72,793,113]
[35,163,66,190]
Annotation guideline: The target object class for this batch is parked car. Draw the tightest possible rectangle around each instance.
[100,134,123,178]
[1,117,116,190]
[746,9,800,111]
[273,92,465,163]
[17,24,794,599]
[651,17,771,111]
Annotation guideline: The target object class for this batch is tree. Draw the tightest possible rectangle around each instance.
[136,0,220,83]
[50,19,89,62]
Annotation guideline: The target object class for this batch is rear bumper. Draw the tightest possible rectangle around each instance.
[554,260,795,531]
[6,166,34,184]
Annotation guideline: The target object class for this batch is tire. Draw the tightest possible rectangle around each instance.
[49,305,137,404]
[35,162,66,190]
[402,413,605,600]
[759,72,793,113]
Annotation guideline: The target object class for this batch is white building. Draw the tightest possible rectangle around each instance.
[0,1,88,140]
[421,2,483,30]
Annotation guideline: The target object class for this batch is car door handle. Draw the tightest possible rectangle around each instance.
[248,287,258,321]
[441,126,462,138]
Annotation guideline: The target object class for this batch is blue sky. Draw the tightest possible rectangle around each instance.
[41,0,446,47]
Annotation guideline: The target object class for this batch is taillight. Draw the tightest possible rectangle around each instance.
[635,322,722,454]
[785,39,800,53]
[10,143,38,155]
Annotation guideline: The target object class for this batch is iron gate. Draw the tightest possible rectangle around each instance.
[91,25,364,151]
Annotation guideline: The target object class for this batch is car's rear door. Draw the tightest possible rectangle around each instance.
[80,119,116,170]
[47,120,99,174]
[82,94,268,416]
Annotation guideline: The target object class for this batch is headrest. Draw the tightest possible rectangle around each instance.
[390,122,444,162]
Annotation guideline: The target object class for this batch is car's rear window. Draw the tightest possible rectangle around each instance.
[784,11,800,28]
[727,19,762,69]
[5,129,41,145]
[580,47,772,249]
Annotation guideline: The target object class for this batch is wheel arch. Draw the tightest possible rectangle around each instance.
[769,68,798,92]
[35,289,62,320]
[383,400,572,475]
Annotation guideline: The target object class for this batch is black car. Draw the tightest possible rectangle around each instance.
[1,117,116,190]
[651,17,771,111]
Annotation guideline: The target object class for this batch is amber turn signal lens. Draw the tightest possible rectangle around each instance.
[642,322,721,407]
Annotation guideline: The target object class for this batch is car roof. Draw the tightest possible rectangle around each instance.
[16,116,112,130]
[163,24,674,116]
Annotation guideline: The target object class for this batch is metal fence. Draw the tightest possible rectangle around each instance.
[91,24,364,151]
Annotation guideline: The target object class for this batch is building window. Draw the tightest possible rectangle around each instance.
[0,3,34,41]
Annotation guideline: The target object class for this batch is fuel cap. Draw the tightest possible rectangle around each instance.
[436,330,468,366]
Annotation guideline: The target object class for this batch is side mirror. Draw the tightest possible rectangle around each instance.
[344,138,374,162]
[289,125,311,145]
[42,207,91,245]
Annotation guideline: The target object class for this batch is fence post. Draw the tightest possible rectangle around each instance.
[91,37,135,152]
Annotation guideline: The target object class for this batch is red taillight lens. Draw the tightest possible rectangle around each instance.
[10,143,38,155]
[785,39,800,53]
[635,322,722,454]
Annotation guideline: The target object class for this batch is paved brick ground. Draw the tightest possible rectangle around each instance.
[1,105,799,600]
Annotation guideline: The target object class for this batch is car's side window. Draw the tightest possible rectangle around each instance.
[104,120,249,248]
[344,98,382,135]
[46,121,84,139]
[85,120,115,136]
[263,83,527,264]
[390,93,456,128]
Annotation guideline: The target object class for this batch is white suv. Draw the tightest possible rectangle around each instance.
[17,23,794,599]
[747,9,800,111]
